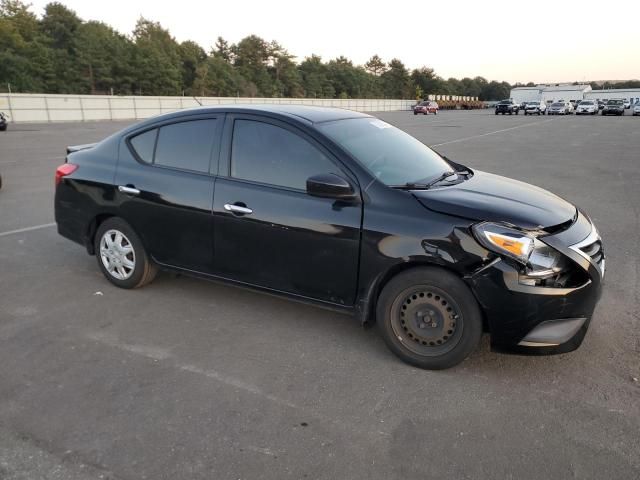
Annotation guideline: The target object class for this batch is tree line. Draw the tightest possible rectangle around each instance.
[3,0,630,101]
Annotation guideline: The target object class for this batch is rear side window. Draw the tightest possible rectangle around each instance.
[230,120,337,190]
[130,128,157,163]
[155,120,217,172]
[128,119,217,173]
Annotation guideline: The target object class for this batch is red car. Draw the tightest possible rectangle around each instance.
[413,101,439,115]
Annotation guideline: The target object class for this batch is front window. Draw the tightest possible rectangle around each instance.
[317,118,451,186]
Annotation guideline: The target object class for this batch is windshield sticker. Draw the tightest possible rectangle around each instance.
[370,119,392,129]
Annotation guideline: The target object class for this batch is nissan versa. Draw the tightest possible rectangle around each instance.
[54,106,604,369]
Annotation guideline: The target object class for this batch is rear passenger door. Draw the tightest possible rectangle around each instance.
[115,114,222,272]
[212,114,362,306]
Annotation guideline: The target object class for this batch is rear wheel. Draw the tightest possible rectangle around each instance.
[94,217,157,289]
[376,267,482,370]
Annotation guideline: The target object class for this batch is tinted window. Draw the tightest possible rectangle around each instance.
[154,119,217,173]
[231,120,337,190]
[130,128,157,163]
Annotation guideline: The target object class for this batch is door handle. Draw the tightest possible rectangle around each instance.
[224,203,253,215]
[118,185,140,195]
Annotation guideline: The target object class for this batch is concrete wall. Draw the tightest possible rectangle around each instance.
[0,94,416,123]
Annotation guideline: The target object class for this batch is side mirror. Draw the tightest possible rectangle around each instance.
[306,173,356,200]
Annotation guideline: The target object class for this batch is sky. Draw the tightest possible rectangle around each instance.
[28,0,640,84]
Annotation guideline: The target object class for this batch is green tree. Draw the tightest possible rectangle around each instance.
[410,66,445,96]
[232,35,272,96]
[381,58,409,98]
[179,40,206,94]
[75,21,135,94]
[364,54,386,76]
[132,17,182,95]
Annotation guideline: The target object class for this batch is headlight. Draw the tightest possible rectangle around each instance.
[472,222,569,285]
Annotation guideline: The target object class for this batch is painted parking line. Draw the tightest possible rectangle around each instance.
[0,223,56,238]
[430,117,556,147]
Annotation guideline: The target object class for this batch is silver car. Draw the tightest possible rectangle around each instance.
[524,101,546,115]
[547,102,572,115]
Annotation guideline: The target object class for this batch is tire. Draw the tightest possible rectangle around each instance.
[376,267,482,370]
[515,110,519,115]
[94,217,158,289]
[413,112,417,115]
[495,111,498,115]
[434,110,437,115]
[0,124,6,132]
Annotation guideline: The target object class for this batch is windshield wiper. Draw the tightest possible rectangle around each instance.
[390,170,456,190]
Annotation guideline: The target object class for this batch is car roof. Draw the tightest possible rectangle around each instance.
[136,104,372,128]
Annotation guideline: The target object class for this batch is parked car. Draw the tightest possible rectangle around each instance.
[0,112,8,131]
[632,102,640,116]
[54,106,605,370]
[523,101,546,115]
[547,102,572,115]
[575,100,598,115]
[623,99,631,109]
[413,101,439,115]
[495,100,519,115]
[602,99,625,116]
[597,100,606,110]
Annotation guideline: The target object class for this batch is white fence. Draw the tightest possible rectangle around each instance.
[0,94,415,123]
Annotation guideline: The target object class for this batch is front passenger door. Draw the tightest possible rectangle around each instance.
[212,115,362,306]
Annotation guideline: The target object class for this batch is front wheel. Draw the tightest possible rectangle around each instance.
[94,217,158,289]
[376,267,482,370]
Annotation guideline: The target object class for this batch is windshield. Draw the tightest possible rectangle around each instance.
[580,101,594,105]
[317,118,451,186]
[551,103,564,107]
[498,101,511,104]
[607,99,623,105]
[418,101,429,106]
[526,102,539,105]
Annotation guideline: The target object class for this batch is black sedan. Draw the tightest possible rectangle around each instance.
[601,99,625,116]
[54,106,604,369]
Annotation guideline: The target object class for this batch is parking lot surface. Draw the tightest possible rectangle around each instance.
[0,110,638,479]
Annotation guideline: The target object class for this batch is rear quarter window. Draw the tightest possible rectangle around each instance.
[129,129,157,163]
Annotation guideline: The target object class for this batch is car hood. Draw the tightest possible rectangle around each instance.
[412,170,576,230]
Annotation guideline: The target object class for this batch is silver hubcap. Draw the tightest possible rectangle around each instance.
[99,229,135,280]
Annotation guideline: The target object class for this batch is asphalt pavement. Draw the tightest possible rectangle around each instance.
[0,109,638,479]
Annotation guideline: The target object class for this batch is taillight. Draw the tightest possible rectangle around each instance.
[55,163,78,187]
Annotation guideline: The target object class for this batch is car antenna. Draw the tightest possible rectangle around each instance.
[193,96,203,106]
